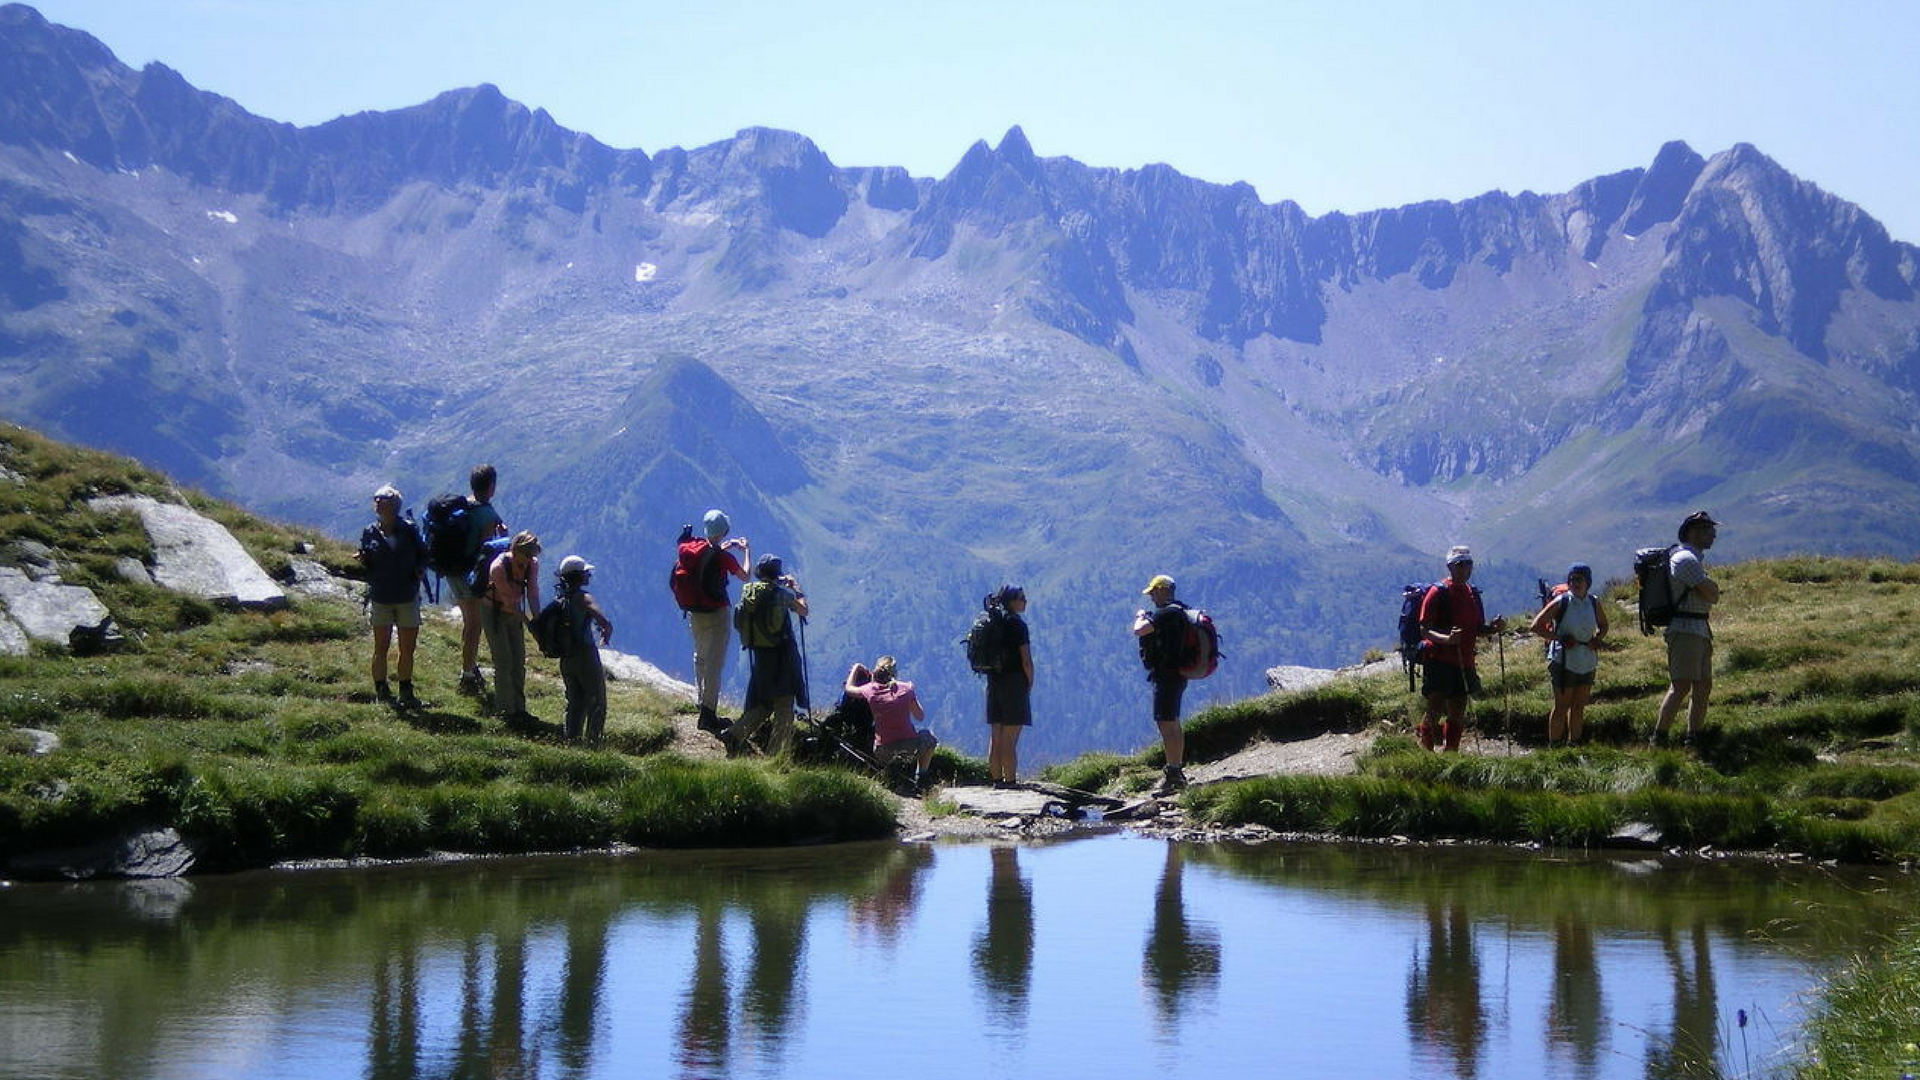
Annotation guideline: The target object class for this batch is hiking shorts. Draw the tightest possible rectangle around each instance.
[1421,662,1482,700]
[1151,674,1188,725]
[874,730,938,763]
[986,673,1031,727]
[1547,660,1594,690]
[370,601,421,630]
[1667,632,1713,682]
[446,574,480,602]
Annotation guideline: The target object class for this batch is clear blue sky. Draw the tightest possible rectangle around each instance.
[26,0,1920,242]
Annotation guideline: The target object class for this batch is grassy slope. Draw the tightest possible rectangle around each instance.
[0,424,896,872]
[1048,554,1920,863]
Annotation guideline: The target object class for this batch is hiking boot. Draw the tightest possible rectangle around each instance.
[1155,767,1188,795]
[395,683,422,712]
[373,680,393,705]
[456,670,485,696]
[696,706,728,735]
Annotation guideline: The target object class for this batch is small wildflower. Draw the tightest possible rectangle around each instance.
[1736,1008,1747,1029]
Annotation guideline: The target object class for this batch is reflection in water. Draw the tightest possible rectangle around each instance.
[1547,913,1606,1078]
[1142,841,1221,1028]
[1406,898,1487,1079]
[1646,923,1723,1080]
[676,900,731,1080]
[972,845,1035,1032]
[2,841,1912,1080]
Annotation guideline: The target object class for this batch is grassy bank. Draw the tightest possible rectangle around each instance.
[1046,555,1920,863]
[1791,921,1920,1079]
[0,425,896,873]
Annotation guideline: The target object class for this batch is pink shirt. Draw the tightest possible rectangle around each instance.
[849,680,921,744]
[489,553,540,615]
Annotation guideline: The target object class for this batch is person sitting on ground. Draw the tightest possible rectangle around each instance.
[356,484,427,710]
[845,656,938,789]
[1416,546,1506,752]
[1655,510,1722,745]
[484,530,542,726]
[555,555,614,745]
[726,555,808,757]
[1529,563,1607,746]
[451,464,507,697]
[834,662,878,753]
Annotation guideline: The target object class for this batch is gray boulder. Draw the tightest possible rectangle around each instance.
[88,495,287,610]
[1264,657,1397,692]
[7,826,199,880]
[113,556,154,585]
[598,648,696,699]
[0,613,27,657]
[0,566,113,647]
[276,556,359,602]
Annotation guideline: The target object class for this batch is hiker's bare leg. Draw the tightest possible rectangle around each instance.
[396,626,418,682]
[371,624,393,683]
[1686,679,1711,735]
[1566,684,1591,742]
[458,597,482,672]
[1547,688,1570,743]
[1656,681,1694,737]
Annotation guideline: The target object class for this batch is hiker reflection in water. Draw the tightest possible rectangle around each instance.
[1546,912,1605,1073]
[1645,920,1720,1079]
[1405,897,1488,1078]
[557,913,608,1076]
[972,845,1035,1033]
[676,898,731,1079]
[850,845,935,947]
[1142,842,1221,1028]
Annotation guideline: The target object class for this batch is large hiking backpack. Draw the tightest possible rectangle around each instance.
[1634,544,1686,634]
[1396,583,1433,690]
[423,495,475,578]
[669,537,727,612]
[530,594,580,659]
[467,536,514,599]
[964,608,1011,674]
[734,580,789,649]
[1178,608,1221,680]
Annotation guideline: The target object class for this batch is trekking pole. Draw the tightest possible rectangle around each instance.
[1489,626,1505,753]
[797,614,813,721]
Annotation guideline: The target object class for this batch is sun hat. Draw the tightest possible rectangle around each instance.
[1446,545,1473,566]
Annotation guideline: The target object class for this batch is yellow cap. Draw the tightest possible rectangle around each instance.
[1142,574,1176,594]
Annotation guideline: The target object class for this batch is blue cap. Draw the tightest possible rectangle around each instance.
[1567,563,1593,582]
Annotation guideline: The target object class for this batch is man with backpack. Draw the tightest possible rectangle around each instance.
[725,555,808,757]
[1416,546,1506,752]
[1654,511,1721,745]
[435,465,506,696]
[673,509,751,735]
[1133,574,1194,795]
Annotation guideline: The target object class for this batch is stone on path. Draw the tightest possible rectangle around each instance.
[0,566,112,647]
[88,495,287,610]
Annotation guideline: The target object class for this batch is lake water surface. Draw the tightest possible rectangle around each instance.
[2,836,1912,1079]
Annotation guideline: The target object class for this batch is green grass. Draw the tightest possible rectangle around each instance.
[1791,924,1920,1079]
[0,425,904,871]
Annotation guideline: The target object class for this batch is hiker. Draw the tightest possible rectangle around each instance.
[450,465,507,696]
[356,484,426,710]
[1655,511,1721,744]
[1133,574,1193,794]
[982,585,1032,788]
[725,555,808,756]
[555,555,614,744]
[483,530,542,726]
[1529,563,1608,745]
[676,509,752,734]
[844,656,937,788]
[1416,546,1506,752]
[833,663,879,753]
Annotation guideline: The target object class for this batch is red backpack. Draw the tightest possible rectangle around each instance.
[1178,609,1221,680]
[668,538,727,612]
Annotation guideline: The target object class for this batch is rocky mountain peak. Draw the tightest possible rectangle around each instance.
[1621,139,1704,236]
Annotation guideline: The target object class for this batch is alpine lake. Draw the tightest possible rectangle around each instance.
[2,835,1911,1080]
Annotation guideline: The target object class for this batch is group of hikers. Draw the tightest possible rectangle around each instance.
[1405,510,1721,750]
[356,464,1722,788]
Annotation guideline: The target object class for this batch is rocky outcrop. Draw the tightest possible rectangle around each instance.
[87,495,287,610]
[6,825,199,881]
[598,648,695,699]
[0,565,112,648]
[1264,657,1397,693]
[275,556,358,602]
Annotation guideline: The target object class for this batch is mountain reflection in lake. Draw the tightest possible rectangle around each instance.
[2,837,1911,1080]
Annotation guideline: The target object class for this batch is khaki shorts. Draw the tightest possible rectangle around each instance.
[1667,632,1713,682]
[370,602,422,630]
[874,730,938,763]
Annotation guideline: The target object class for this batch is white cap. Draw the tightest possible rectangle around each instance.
[1446,545,1473,565]
[558,555,594,577]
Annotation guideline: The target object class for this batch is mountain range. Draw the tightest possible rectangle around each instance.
[3,3,1917,760]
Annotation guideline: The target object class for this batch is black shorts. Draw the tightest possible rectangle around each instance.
[1151,674,1188,725]
[1421,662,1482,700]
[986,673,1031,727]
[1548,661,1595,690]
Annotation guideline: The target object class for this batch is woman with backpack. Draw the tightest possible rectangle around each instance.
[1529,563,1608,745]
[356,484,426,710]
[983,585,1032,788]
[483,530,542,726]
[553,555,614,744]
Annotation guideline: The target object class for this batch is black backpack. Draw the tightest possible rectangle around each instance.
[531,594,581,659]
[964,607,1012,674]
[1634,545,1687,634]
[1396,584,1432,691]
[423,495,475,578]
